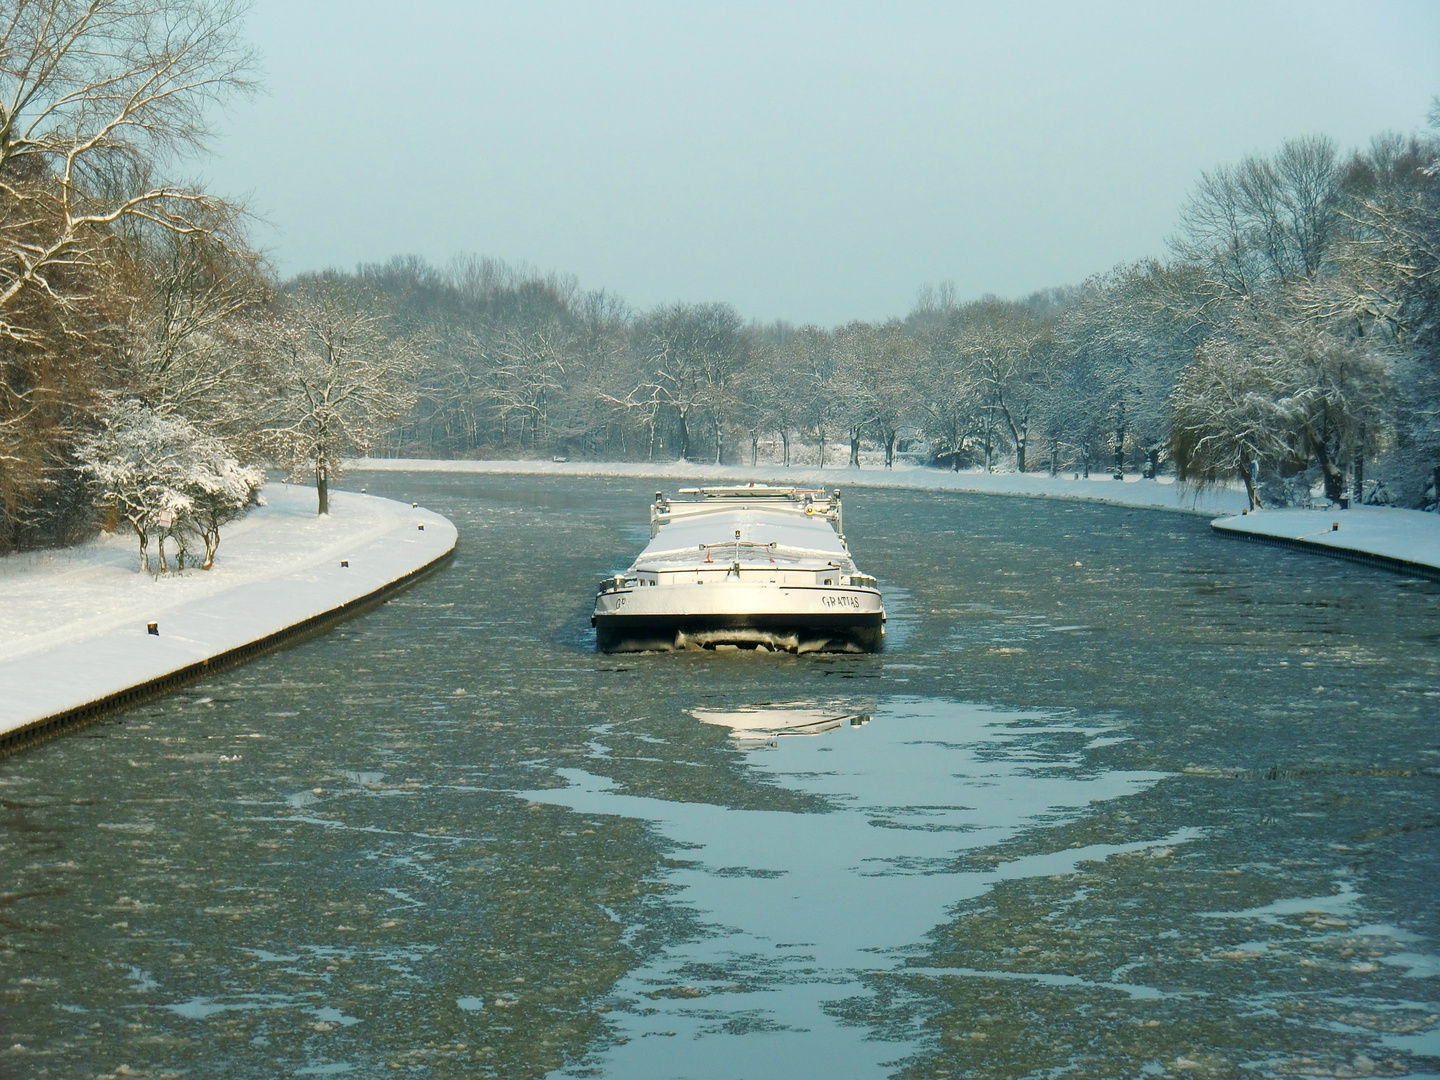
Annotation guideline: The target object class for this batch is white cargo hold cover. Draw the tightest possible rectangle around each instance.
[637,507,848,563]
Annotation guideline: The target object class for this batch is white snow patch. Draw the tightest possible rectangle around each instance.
[0,484,456,737]
[1212,506,1440,572]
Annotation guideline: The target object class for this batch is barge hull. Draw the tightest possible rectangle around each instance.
[594,612,883,653]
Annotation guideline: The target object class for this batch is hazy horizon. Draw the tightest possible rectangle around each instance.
[205,1,1440,324]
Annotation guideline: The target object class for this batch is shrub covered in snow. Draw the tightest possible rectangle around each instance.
[75,400,263,572]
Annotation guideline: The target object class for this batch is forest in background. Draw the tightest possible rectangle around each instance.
[341,110,1440,515]
[3,2,1438,562]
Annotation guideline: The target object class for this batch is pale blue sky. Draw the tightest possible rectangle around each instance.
[204,1,1440,325]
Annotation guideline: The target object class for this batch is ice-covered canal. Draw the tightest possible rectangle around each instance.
[2,473,1438,1080]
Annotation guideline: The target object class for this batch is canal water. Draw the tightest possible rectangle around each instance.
[1,473,1437,1080]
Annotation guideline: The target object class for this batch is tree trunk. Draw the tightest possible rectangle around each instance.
[1352,448,1363,505]
[1322,460,1344,503]
[134,523,150,573]
[884,431,896,469]
[1309,436,1344,503]
[1241,460,1259,510]
[1112,417,1126,479]
[317,465,330,515]
[678,410,691,461]
[751,431,759,466]
[849,429,861,468]
[1050,441,1059,477]
[817,431,826,469]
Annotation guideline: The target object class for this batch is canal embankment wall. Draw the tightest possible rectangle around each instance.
[1211,507,1440,582]
[0,485,456,755]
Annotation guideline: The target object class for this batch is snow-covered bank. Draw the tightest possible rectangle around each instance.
[1212,506,1440,579]
[349,457,1253,516]
[0,485,456,746]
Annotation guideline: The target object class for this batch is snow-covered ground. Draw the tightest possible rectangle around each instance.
[0,485,456,739]
[349,457,1254,515]
[1212,506,1440,574]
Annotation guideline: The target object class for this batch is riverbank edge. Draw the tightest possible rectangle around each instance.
[0,504,457,759]
[347,457,1251,517]
[1210,516,1440,582]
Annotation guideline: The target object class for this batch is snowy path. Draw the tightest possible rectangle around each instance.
[1212,506,1440,577]
[0,485,456,741]
[349,457,1254,515]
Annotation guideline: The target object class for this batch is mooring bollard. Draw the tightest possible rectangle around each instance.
[147,622,158,636]
[1333,522,1339,531]
[418,524,425,531]
[412,502,418,508]
[340,559,349,567]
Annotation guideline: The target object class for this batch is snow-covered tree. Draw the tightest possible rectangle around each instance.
[1170,338,1293,509]
[1319,123,1440,504]
[831,322,920,469]
[179,439,264,569]
[120,218,270,433]
[954,303,1048,473]
[1269,324,1393,503]
[75,398,260,571]
[263,281,422,514]
[914,329,984,470]
[1052,262,1199,478]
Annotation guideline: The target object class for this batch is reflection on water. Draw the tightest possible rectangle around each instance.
[533,697,1174,1078]
[1,474,1437,1079]
[691,702,871,742]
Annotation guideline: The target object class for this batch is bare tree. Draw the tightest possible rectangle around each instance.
[1052,262,1197,478]
[264,282,421,514]
[0,0,257,550]
[833,322,919,469]
[958,303,1047,472]
[786,327,841,468]
[623,302,747,462]
[0,0,257,344]
[914,329,983,470]
[1171,136,1342,314]
[119,212,269,426]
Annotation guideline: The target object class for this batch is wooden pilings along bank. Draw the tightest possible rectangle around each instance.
[0,547,455,760]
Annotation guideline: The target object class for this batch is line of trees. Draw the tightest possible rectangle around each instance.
[348,114,1439,513]
[3,1,1438,566]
